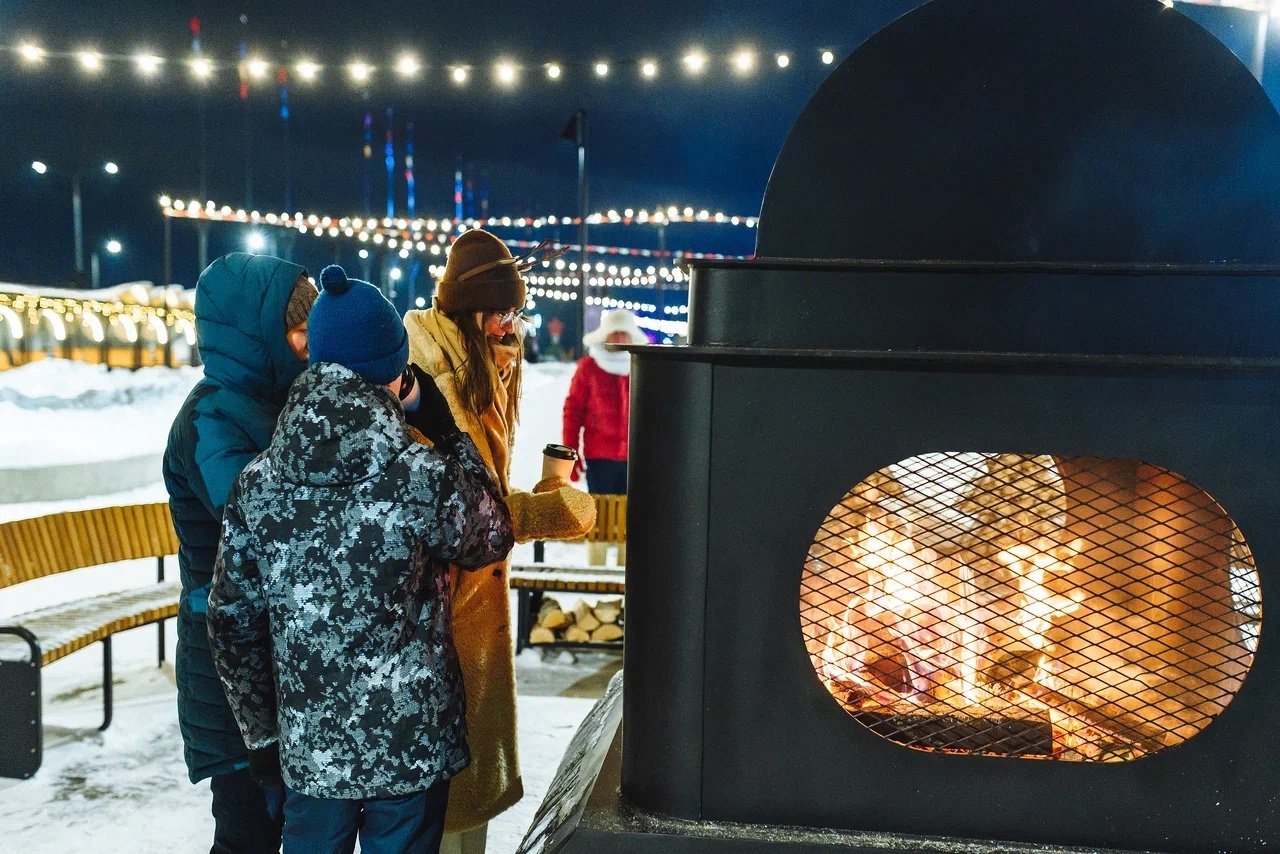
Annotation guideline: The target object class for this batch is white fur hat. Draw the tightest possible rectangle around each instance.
[583,309,648,347]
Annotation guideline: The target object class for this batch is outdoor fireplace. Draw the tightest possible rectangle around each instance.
[519,1,1280,852]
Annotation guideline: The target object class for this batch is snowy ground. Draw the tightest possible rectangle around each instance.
[0,358,618,853]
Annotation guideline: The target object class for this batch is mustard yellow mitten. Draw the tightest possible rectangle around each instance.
[506,487,597,543]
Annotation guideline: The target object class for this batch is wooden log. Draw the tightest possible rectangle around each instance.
[564,626,592,643]
[571,599,602,633]
[538,597,569,630]
[591,624,624,643]
[529,627,556,645]
[594,600,623,625]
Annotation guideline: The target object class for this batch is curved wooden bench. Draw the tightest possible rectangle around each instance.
[0,502,180,780]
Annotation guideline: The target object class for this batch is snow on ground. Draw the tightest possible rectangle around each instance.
[0,357,611,853]
[0,360,202,469]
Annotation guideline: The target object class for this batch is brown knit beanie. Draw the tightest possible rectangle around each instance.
[435,229,527,314]
[284,275,318,331]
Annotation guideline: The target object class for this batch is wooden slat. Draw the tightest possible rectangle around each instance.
[0,503,179,591]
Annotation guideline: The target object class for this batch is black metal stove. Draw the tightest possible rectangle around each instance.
[519,1,1280,852]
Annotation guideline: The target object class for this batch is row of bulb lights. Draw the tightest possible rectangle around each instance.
[162,197,756,232]
[0,292,195,347]
[12,42,838,86]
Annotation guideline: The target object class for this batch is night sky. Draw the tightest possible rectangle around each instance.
[0,1,1272,289]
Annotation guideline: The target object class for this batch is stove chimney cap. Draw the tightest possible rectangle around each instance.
[757,0,1280,264]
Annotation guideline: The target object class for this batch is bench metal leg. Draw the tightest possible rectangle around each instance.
[157,557,167,667]
[100,637,113,732]
[515,589,545,654]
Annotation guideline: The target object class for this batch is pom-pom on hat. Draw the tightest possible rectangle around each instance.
[435,229,528,314]
[307,264,409,385]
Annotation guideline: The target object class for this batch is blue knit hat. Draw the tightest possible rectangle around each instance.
[307,265,409,385]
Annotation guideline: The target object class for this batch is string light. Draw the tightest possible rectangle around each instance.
[641,59,657,79]
[594,61,609,77]
[296,59,321,81]
[31,161,48,175]
[821,49,835,65]
[452,66,468,84]
[104,162,119,175]
[135,53,163,76]
[190,57,213,79]
[776,53,790,68]
[19,43,45,64]
[732,49,756,74]
[495,61,517,85]
[247,57,269,79]
[348,60,373,83]
[546,63,561,80]
[395,54,421,76]
[78,50,104,72]
[683,51,707,74]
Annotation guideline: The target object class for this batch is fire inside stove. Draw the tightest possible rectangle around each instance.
[801,454,1262,762]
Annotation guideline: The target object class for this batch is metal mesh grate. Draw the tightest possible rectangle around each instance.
[801,454,1261,762]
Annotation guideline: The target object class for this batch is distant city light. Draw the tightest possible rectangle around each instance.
[776,53,790,68]
[190,57,213,79]
[296,60,321,81]
[104,162,119,175]
[105,239,122,255]
[641,60,657,79]
[732,49,756,74]
[31,161,48,175]
[546,63,562,80]
[821,50,835,65]
[348,61,373,83]
[78,51,104,72]
[395,54,421,77]
[247,57,269,79]
[594,61,609,77]
[247,232,266,251]
[682,51,707,74]
[19,43,45,64]
[452,66,468,84]
[134,53,164,76]
[495,61,517,85]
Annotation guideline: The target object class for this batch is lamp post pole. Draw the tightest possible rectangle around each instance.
[72,172,85,277]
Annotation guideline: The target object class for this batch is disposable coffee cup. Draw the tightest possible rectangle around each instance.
[542,444,578,481]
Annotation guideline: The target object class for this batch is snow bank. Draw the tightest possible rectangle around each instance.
[0,359,202,410]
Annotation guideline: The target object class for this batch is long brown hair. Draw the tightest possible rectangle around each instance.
[449,311,522,423]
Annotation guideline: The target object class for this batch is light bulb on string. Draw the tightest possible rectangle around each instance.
[495,61,517,85]
[821,50,835,65]
[190,57,213,79]
[594,61,609,77]
[135,53,164,76]
[682,51,707,74]
[19,43,45,64]
[776,53,790,68]
[78,50,104,73]
[641,59,657,79]
[247,58,269,79]
[546,63,561,80]
[732,49,756,75]
[396,54,421,77]
[296,60,321,81]
[348,61,373,83]
[452,66,468,84]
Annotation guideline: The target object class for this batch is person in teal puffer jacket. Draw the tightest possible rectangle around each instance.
[162,253,317,853]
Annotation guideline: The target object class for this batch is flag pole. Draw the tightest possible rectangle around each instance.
[576,108,588,356]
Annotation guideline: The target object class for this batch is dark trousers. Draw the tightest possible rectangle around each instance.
[282,779,450,854]
[210,768,285,854]
[585,459,628,495]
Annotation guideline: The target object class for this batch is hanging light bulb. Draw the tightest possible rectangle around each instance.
[396,54,421,77]
[594,61,609,77]
[296,60,321,81]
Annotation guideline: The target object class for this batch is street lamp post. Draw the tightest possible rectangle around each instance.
[32,160,119,284]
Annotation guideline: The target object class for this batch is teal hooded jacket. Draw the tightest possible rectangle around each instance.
[162,253,308,782]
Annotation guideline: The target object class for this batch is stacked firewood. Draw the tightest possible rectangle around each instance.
[530,597,624,645]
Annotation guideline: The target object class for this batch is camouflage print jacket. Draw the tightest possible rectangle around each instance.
[207,363,514,800]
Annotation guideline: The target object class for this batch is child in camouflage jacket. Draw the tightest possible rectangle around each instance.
[208,265,514,854]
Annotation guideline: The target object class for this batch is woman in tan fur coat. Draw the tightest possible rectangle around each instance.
[402,229,594,854]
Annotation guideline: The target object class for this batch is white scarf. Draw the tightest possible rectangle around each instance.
[589,344,631,376]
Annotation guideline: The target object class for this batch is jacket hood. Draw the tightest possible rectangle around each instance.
[270,362,410,487]
[196,253,309,398]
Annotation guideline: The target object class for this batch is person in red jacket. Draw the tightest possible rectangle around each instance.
[563,309,647,563]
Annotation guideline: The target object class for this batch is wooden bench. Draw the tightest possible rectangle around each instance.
[512,494,626,654]
[0,503,180,779]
